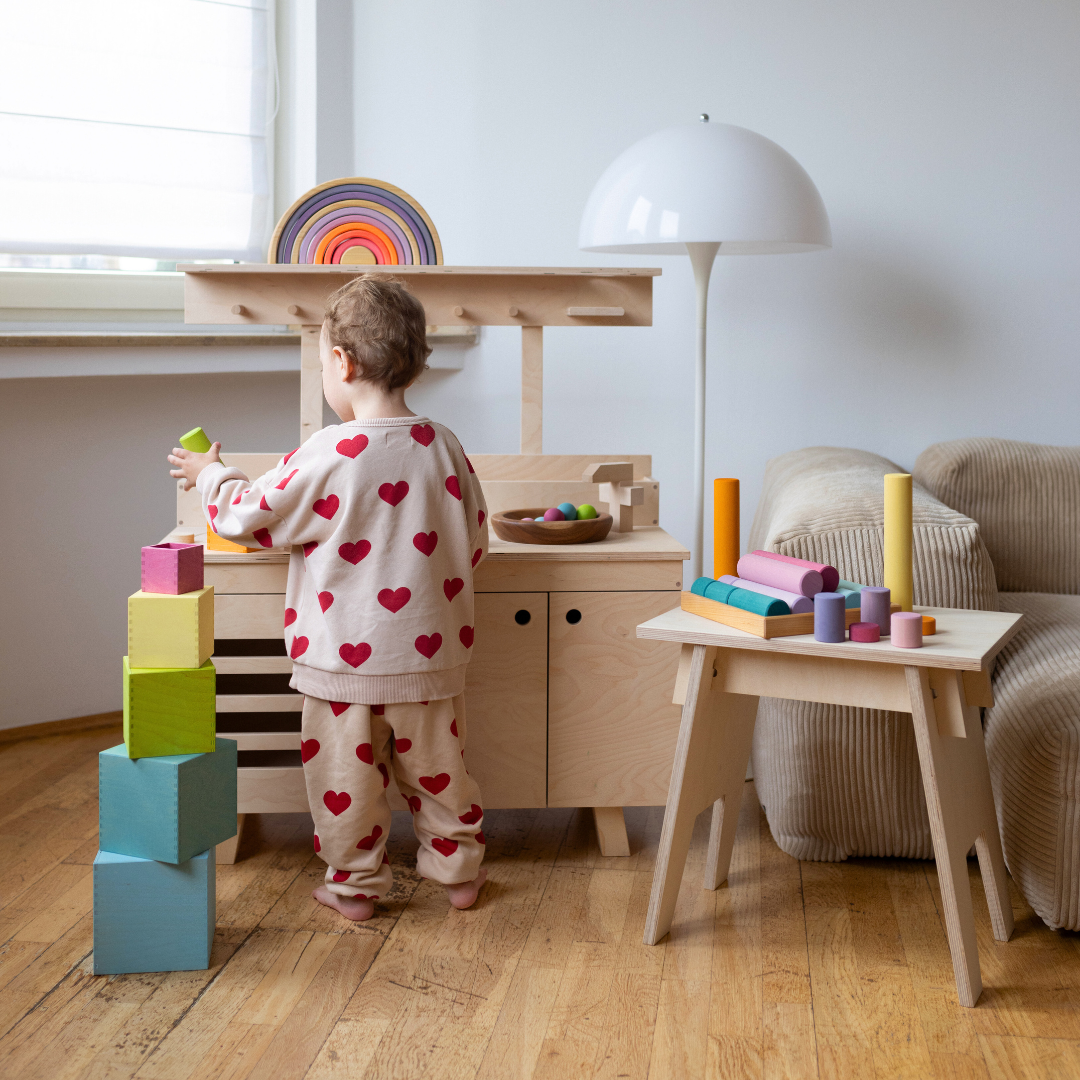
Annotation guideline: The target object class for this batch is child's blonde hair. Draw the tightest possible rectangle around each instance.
[323,274,432,390]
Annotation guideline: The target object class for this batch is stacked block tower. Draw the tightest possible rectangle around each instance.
[93,541,238,975]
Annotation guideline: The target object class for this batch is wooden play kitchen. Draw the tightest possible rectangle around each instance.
[636,604,1022,1007]
[172,264,689,860]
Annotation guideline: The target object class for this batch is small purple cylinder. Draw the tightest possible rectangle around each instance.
[860,586,891,635]
[891,611,923,648]
[814,592,847,643]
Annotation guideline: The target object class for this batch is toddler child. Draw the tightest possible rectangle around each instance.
[168,275,489,921]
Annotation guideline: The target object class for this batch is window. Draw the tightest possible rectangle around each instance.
[0,0,274,261]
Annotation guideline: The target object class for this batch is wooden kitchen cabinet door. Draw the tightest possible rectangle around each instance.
[463,592,548,808]
[547,591,682,808]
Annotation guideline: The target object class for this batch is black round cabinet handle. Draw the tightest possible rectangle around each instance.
[514,609,531,625]
[566,609,582,625]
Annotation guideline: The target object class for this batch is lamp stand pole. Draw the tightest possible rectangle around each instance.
[686,241,720,581]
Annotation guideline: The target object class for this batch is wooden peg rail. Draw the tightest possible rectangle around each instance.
[179,265,659,447]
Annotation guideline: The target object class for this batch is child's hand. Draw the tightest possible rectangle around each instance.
[168,443,222,491]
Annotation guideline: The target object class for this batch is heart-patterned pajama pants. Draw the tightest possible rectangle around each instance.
[301,694,485,899]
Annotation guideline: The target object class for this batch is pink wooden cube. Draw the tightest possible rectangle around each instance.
[141,543,204,595]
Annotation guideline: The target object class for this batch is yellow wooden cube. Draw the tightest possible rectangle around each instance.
[128,587,214,669]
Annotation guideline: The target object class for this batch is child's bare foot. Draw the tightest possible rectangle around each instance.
[446,868,487,910]
[312,885,375,921]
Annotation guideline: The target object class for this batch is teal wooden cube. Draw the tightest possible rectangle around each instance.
[99,739,237,864]
[92,849,215,975]
[123,656,216,758]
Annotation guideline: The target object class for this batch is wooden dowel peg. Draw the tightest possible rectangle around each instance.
[287,305,302,317]
[231,304,247,316]
[453,306,465,317]
[508,306,520,317]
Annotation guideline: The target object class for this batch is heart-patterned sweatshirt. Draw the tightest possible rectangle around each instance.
[196,416,488,703]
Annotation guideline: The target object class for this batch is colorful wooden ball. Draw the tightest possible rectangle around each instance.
[849,621,881,643]
[557,502,578,520]
[543,508,565,522]
[576,504,598,520]
[521,517,534,521]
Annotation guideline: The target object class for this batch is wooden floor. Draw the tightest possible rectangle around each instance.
[2,727,1080,1080]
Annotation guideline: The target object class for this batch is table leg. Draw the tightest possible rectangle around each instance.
[905,666,1014,1007]
[592,807,631,856]
[644,646,758,945]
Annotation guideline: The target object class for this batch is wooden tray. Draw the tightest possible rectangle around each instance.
[681,591,899,639]
[491,508,613,545]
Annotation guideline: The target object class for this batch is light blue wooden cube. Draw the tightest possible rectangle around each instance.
[99,739,237,864]
[92,849,215,974]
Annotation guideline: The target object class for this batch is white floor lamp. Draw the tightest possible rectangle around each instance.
[579,117,831,579]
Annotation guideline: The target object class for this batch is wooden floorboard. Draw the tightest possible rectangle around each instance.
[2,730,1079,1079]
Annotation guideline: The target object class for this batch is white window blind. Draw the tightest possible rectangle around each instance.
[0,0,273,261]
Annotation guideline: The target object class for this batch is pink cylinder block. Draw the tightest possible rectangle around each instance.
[737,553,823,598]
[891,611,923,648]
[849,621,881,643]
[718,575,813,614]
[752,550,839,592]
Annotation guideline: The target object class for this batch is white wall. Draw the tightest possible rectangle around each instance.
[355,0,1080,564]
[5,0,1080,729]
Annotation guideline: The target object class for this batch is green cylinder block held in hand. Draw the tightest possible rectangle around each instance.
[179,427,213,454]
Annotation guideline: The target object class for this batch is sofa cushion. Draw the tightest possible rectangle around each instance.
[915,437,1080,594]
[987,593,1080,929]
[749,446,998,862]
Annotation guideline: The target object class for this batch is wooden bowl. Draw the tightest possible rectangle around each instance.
[491,508,613,545]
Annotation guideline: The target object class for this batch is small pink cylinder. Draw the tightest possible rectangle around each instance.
[891,611,923,648]
[849,621,881,643]
[736,553,824,598]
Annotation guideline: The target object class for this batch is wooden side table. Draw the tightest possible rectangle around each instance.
[636,605,1024,1008]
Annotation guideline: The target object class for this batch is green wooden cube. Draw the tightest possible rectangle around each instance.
[123,656,216,759]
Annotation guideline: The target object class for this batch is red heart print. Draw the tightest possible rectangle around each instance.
[445,476,462,500]
[323,790,352,816]
[356,742,373,764]
[356,893,379,900]
[459,804,483,825]
[415,633,442,659]
[378,481,409,506]
[410,423,435,446]
[313,494,339,520]
[443,578,464,602]
[330,701,350,717]
[290,635,309,659]
[478,510,485,526]
[313,834,320,852]
[284,447,298,465]
[378,763,390,788]
[301,738,320,763]
[260,495,272,511]
[339,641,372,668]
[407,795,422,814]
[450,718,458,738]
[378,587,411,613]
[472,548,482,568]
[275,469,298,490]
[332,869,351,882]
[303,541,318,558]
[232,493,242,505]
[459,626,474,649]
[336,434,369,458]
[338,539,370,564]
[284,608,297,627]
[207,504,218,524]
[419,773,451,795]
[253,528,273,548]
[394,738,412,753]
[371,704,385,715]
[465,455,475,474]
[412,531,438,556]
[318,591,334,612]
[420,701,429,706]
[356,824,383,850]
[382,854,389,865]
[477,831,486,845]
[432,837,458,857]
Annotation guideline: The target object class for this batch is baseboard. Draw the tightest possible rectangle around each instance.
[0,710,123,746]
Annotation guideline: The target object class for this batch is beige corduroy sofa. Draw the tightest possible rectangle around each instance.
[748,438,1080,930]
